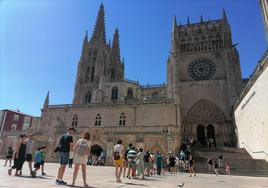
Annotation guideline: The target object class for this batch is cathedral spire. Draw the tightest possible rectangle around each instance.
[91,3,106,44]
[223,8,228,23]
[43,91,49,109]
[111,28,121,63]
[187,16,190,25]
[173,15,177,32]
[81,31,88,56]
[200,15,203,23]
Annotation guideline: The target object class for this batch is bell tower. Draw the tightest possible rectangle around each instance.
[167,10,243,145]
[73,4,124,104]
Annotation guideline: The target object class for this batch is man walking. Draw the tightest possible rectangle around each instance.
[56,127,76,185]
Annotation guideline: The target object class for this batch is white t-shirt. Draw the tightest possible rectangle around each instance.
[114,144,124,157]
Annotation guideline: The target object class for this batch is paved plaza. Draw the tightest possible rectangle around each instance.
[0,160,267,188]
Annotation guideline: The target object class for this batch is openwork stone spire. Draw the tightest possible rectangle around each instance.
[111,28,121,63]
[81,31,88,56]
[43,91,49,109]
[91,3,106,44]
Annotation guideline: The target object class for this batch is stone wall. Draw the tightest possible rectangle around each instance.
[234,50,268,161]
[40,102,181,164]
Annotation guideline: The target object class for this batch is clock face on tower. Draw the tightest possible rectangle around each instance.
[188,58,216,81]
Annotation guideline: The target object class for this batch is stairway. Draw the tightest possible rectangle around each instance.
[193,147,268,177]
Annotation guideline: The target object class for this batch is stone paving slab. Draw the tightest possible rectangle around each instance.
[0,160,268,188]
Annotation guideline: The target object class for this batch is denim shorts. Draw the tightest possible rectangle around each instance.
[59,152,69,165]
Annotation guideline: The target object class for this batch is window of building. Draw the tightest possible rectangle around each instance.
[93,49,97,62]
[11,124,17,131]
[86,67,90,82]
[127,88,133,97]
[111,68,115,80]
[22,116,31,130]
[95,113,101,126]
[91,66,95,82]
[152,91,159,99]
[13,114,19,121]
[85,91,91,104]
[72,114,78,127]
[119,113,126,126]
[111,87,118,101]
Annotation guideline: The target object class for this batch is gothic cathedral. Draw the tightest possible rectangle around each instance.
[40,4,243,163]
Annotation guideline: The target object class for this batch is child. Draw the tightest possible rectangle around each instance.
[69,150,74,168]
[32,147,42,177]
[4,147,13,167]
[214,159,219,176]
[225,162,231,176]
[40,145,47,175]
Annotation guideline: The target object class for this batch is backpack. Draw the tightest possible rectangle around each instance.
[76,140,88,156]
[113,152,120,160]
[7,149,13,156]
[113,144,121,160]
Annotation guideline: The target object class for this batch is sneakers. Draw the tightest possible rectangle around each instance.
[31,171,36,177]
[55,179,67,185]
[8,169,12,176]
[42,172,47,176]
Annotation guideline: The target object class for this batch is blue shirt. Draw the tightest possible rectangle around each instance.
[35,151,42,163]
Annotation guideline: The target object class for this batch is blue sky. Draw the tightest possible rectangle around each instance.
[0,0,267,116]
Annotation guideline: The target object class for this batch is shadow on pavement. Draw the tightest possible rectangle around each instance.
[15,175,51,179]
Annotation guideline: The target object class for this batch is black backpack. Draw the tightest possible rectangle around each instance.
[54,135,65,153]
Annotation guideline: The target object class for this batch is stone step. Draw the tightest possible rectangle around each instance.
[190,147,268,177]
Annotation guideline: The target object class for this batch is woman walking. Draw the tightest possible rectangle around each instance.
[188,154,196,177]
[8,134,27,176]
[71,132,91,187]
[136,148,145,179]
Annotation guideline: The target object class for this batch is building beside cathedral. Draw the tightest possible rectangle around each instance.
[234,0,268,162]
[20,4,242,163]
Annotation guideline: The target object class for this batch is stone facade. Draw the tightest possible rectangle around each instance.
[37,4,243,164]
[167,12,242,146]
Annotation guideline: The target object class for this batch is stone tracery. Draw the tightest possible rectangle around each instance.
[187,99,225,124]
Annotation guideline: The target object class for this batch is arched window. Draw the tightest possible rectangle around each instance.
[85,92,91,104]
[152,91,159,99]
[95,113,101,126]
[111,68,115,80]
[119,113,126,126]
[72,114,78,127]
[91,66,95,82]
[127,88,133,97]
[86,67,90,82]
[111,86,118,100]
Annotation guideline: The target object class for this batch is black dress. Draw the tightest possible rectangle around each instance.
[12,142,26,171]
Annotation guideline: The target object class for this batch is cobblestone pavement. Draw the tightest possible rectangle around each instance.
[0,160,267,188]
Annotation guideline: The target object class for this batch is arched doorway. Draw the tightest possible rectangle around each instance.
[186,99,225,146]
[207,124,216,146]
[197,124,206,147]
[90,145,103,156]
